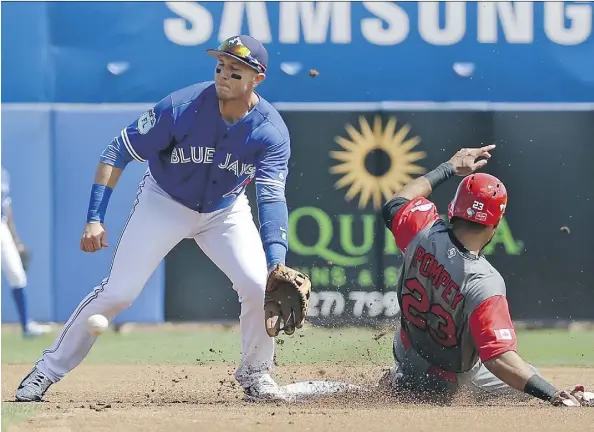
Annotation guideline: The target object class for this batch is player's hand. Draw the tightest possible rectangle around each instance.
[551,386,594,407]
[570,385,594,406]
[551,389,582,407]
[80,222,109,253]
[447,145,496,177]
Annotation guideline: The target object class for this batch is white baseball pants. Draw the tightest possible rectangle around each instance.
[1,219,27,288]
[36,171,273,387]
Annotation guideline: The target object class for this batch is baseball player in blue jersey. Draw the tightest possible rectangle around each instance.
[1,167,52,338]
[16,35,304,402]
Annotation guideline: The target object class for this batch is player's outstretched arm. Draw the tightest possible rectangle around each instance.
[484,351,588,407]
[469,293,589,407]
[381,145,494,253]
[390,145,495,201]
[254,136,312,337]
[484,351,546,393]
[93,162,123,190]
[80,95,174,254]
[80,163,123,253]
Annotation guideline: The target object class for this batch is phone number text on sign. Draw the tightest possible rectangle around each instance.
[307,290,401,318]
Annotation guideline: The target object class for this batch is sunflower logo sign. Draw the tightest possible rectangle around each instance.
[330,116,427,210]
[288,115,426,320]
[288,114,523,321]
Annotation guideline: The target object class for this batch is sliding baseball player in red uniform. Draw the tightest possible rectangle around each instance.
[380,145,592,407]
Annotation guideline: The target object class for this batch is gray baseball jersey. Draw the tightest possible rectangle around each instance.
[383,197,517,374]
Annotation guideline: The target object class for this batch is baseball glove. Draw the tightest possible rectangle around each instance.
[551,385,594,407]
[264,264,311,337]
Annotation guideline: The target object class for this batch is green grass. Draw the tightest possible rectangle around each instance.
[2,325,593,430]
[516,329,594,366]
[1,403,40,432]
[2,326,593,367]
[1,325,395,366]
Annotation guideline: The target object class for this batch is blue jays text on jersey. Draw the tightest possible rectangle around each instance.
[100,81,291,266]
[101,81,289,212]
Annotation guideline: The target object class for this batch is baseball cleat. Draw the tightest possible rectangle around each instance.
[15,367,53,402]
[23,321,52,338]
[243,374,289,402]
[377,366,400,390]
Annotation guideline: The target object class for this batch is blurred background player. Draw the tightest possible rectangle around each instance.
[1,166,52,338]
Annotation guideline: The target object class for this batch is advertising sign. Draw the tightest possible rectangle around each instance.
[3,1,593,103]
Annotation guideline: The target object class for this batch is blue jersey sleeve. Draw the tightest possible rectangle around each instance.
[255,138,290,203]
[255,137,290,268]
[117,95,175,163]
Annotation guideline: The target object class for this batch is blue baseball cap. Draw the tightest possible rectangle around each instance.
[206,35,268,74]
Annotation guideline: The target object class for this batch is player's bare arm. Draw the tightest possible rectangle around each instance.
[470,294,590,407]
[484,351,544,392]
[487,351,591,406]
[80,163,123,253]
[392,145,495,201]
[94,162,123,190]
[382,144,496,253]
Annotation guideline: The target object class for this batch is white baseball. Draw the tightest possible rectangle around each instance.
[87,314,109,335]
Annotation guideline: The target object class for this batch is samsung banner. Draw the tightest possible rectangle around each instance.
[2,1,593,103]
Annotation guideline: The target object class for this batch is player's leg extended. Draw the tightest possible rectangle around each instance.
[380,329,458,403]
[0,220,30,334]
[18,174,195,400]
[194,194,273,388]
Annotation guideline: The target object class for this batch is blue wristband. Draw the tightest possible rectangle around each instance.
[87,184,113,223]
[265,243,287,268]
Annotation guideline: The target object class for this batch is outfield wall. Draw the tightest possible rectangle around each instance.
[2,105,593,324]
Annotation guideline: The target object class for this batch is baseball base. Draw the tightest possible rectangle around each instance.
[279,380,369,402]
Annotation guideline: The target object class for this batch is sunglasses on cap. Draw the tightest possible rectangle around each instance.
[216,39,266,73]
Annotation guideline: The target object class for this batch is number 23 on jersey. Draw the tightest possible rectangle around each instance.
[402,278,458,348]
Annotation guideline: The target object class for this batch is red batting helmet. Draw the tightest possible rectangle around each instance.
[448,173,508,226]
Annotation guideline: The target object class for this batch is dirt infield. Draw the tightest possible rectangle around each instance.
[2,364,594,431]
